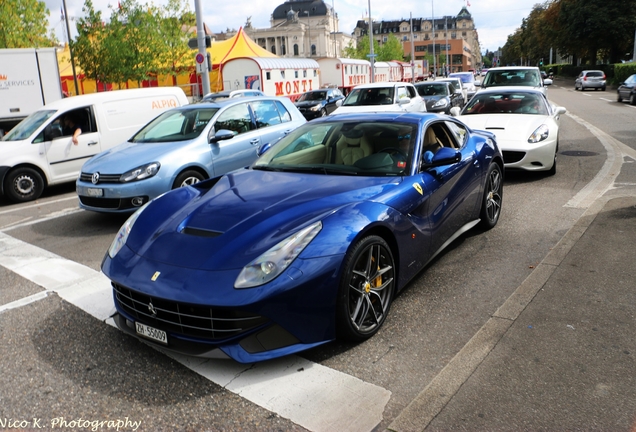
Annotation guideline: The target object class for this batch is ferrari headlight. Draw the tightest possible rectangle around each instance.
[235,221,322,288]
[120,162,160,182]
[309,104,322,111]
[433,99,449,108]
[528,125,549,143]
[108,203,148,258]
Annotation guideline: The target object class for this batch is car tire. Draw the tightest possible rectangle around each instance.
[477,163,503,230]
[602,86,606,91]
[3,167,45,203]
[172,170,205,189]
[630,93,636,106]
[336,235,395,342]
[618,92,623,102]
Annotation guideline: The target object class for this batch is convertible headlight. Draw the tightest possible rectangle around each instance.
[120,162,160,182]
[235,221,322,288]
[108,203,148,258]
[309,104,322,111]
[528,125,549,143]
[433,99,449,108]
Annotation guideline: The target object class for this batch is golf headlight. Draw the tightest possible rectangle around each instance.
[120,162,160,182]
[433,99,449,108]
[309,104,322,111]
[108,203,148,258]
[235,221,322,288]
[528,125,549,143]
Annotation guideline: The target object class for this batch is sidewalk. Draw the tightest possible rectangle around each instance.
[389,195,636,431]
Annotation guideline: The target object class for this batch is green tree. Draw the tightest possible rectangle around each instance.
[377,34,404,61]
[152,0,195,79]
[0,0,56,48]
[72,0,109,90]
[342,35,379,60]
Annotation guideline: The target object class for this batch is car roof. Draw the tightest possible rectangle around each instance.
[471,86,546,96]
[193,95,287,108]
[486,66,540,71]
[351,82,413,89]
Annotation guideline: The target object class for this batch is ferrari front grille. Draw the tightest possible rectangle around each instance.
[112,283,268,341]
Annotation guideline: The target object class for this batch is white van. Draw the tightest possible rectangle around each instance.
[0,87,188,202]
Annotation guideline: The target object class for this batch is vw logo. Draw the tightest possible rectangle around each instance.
[91,172,100,184]
[148,301,158,316]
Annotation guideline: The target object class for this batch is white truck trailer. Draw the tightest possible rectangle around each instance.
[0,48,64,135]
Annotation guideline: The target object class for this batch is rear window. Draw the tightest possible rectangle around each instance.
[586,71,604,77]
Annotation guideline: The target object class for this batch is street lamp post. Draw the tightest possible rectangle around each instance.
[368,0,375,82]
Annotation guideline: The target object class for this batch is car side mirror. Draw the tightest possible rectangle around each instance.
[209,129,235,143]
[422,147,461,168]
[449,107,461,117]
[554,106,567,116]
[335,99,343,107]
[398,98,410,105]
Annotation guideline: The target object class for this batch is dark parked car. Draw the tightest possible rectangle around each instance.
[414,81,464,114]
[617,74,636,104]
[294,88,345,119]
[575,70,606,91]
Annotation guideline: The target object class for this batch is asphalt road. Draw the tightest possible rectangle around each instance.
[0,82,632,432]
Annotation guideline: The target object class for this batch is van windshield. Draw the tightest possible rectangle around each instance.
[1,110,57,141]
[130,108,219,143]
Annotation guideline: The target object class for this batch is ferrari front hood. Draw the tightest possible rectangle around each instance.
[129,169,399,270]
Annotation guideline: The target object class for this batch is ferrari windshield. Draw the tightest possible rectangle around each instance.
[130,108,218,143]
[1,110,57,141]
[462,92,548,115]
[253,119,417,176]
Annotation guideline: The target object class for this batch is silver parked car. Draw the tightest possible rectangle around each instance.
[575,70,606,91]
[76,96,305,213]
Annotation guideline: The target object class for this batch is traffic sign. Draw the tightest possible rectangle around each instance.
[195,53,205,64]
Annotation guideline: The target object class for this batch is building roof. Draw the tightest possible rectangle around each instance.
[272,0,330,19]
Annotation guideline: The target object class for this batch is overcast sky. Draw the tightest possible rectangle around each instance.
[45,0,540,54]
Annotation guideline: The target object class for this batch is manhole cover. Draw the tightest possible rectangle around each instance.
[560,150,599,157]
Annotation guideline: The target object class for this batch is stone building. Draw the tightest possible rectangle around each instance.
[353,6,482,73]
[239,0,354,59]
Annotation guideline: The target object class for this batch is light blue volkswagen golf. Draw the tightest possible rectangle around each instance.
[76,96,306,213]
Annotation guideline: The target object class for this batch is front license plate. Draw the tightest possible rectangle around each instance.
[135,322,168,344]
[87,188,103,197]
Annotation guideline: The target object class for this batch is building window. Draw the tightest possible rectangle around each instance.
[303,70,307,77]
[294,44,299,56]
[311,44,316,56]
[383,36,387,42]
[266,71,271,80]
[271,46,276,54]
[462,23,466,28]
[314,70,317,77]
[295,70,299,78]
[281,71,285,79]
[282,44,286,55]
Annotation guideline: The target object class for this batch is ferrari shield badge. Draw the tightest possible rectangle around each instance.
[151,271,161,281]
[412,183,423,195]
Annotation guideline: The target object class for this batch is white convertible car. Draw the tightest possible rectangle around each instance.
[451,87,566,175]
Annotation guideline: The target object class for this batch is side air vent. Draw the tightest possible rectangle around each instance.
[180,227,223,237]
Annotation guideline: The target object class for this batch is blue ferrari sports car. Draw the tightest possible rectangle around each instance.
[102,112,504,363]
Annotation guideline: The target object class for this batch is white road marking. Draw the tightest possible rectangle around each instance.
[0,231,391,432]
[599,98,614,102]
[563,112,636,208]
[0,196,78,215]
[1,208,83,232]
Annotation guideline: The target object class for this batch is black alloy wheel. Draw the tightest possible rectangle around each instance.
[478,163,503,230]
[336,236,395,342]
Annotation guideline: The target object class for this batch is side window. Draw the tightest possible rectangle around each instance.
[214,103,253,135]
[406,86,417,98]
[274,101,292,122]
[252,100,283,128]
[397,87,408,100]
[444,121,467,148]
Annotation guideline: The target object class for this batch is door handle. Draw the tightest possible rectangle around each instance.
[250,139,260,145]
[87,141,98,146]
